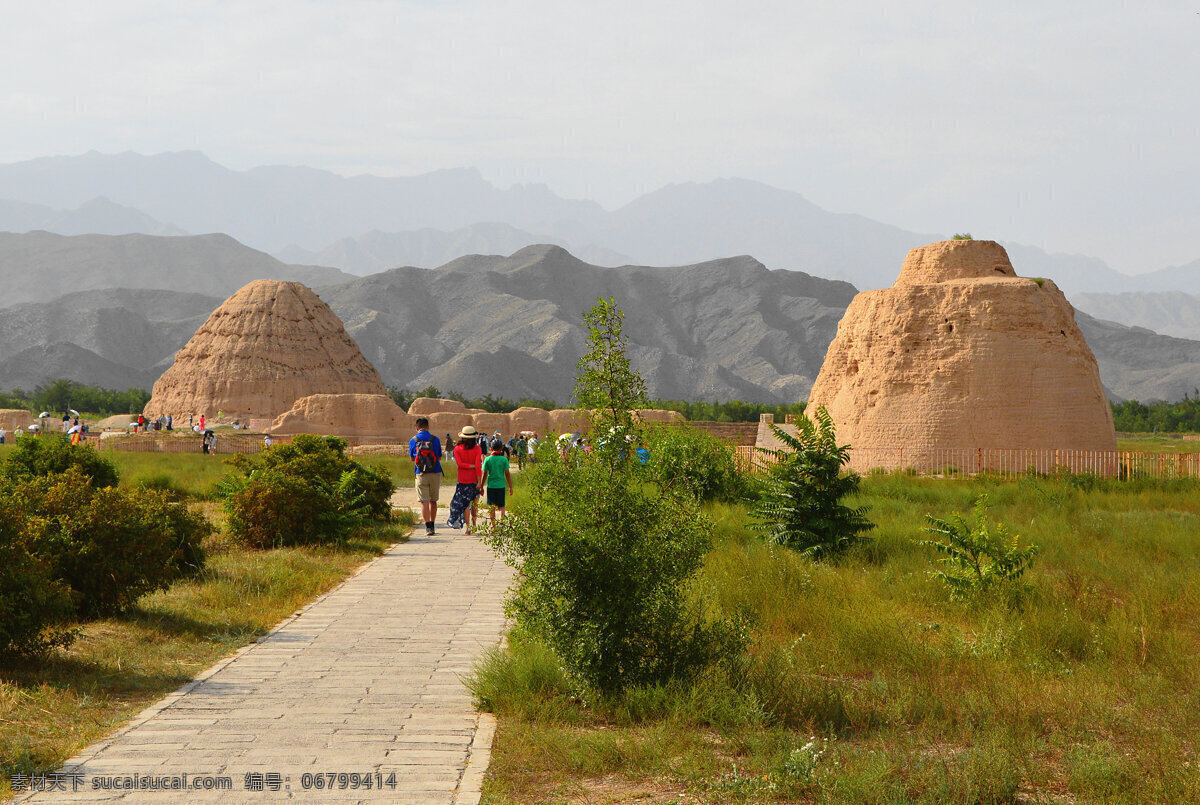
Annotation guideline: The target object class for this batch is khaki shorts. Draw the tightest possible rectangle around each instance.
[415,472,441,503]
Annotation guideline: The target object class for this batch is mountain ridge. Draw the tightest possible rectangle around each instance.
[0,240,1195,402]
[0,151,1194,295]
[0,231,351,308]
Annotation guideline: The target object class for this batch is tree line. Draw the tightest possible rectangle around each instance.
[5,379,1200,432]
[0,380,151,417]
[1110,392,1200,433]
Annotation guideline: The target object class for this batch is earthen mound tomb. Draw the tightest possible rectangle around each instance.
[144,280,387,422]
[807,239,1116,469]
[269,394,413,439]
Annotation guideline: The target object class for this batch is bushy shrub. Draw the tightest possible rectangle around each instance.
[218,435,395,547]
[129,471,190,501]
[920,495,1039,602]
[484,452,739,692]
[750,408,873,558]
[1,437,119,488]
[223,469,366,548]
[641,424,746,502]
[14,468,210,617]
[0,501,75,657]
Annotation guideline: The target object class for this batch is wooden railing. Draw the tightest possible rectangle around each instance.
[734,445,1200,480]
[99,433,290,454]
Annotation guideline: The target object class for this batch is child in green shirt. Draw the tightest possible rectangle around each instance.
[479,440,514,523]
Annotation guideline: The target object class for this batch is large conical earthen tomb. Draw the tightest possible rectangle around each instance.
[807,239,1116,470]
[144,280,387,423]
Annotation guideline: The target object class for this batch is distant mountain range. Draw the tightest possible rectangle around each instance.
[0,233,1195,402]
[0,196,185,238]
[0,231,350,307]
[317,245,856,404]
[0,151,1196,297]
[1073,291,1200,341]
[276,223,630,273]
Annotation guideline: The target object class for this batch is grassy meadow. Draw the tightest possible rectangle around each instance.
[473,471,1200,803]
[0,446,414,800]
[1116,434,1200,453]
[3,437,1198,802]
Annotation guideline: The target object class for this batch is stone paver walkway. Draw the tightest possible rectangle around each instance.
[19,490,511,803]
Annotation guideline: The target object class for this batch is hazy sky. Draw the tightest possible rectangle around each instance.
[1,0,1196,273]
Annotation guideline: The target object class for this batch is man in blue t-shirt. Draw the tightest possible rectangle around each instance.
[408,417,443,535]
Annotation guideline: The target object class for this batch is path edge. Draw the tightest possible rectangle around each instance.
[18,532,411,797]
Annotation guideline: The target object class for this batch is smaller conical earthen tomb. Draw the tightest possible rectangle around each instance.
[144,280,387,423]
[807,240,1116,470]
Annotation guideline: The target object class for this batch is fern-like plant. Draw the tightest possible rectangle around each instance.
[921,496,1039,601]
[749,407,872,558]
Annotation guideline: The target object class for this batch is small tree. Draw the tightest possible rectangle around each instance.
[574,296,648,438]
[483,297,736,692]
[750,407,872,558]
[642,423,746,502]
[921,496,1039,601]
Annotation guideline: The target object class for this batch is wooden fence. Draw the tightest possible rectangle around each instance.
[99,433,288,454]
[733,445,1200,480]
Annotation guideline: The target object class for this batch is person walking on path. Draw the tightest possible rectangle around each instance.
[515,434,527,470]
[409,416,443,535]
[448,426,484,532]
[479,439,514,524]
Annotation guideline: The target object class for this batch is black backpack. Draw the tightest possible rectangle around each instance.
[414,437,438,473]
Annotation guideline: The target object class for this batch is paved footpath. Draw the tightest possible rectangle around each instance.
[19,490,512,804]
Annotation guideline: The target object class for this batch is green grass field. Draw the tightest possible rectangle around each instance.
[1116,434,1200,453]
[474,472,1200,803]
[3,441,1197,802]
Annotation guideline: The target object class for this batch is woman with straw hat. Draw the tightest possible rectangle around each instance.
[448,425,484,532]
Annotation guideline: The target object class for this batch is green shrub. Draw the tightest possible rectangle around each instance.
[218,435,395,547]
[641,424,746,502]
[749,408,873,558]
[223,468,369,549]
[13,468,210,617]
[952,232,974,240]
[129,471,190,500]
[920,495,1039,602]
[0,501,75,657]
[1,437,119,488]
[484,452,738,692]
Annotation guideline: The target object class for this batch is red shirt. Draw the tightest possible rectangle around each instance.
[453,443,484,484]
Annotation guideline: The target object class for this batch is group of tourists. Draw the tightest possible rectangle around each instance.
[410,419,513,536]
[443,430,542,470]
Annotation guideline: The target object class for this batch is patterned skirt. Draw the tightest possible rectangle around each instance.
[447,482,480,529]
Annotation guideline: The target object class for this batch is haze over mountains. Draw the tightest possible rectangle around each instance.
[0,231,350,306]
[0,151,1196,300]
